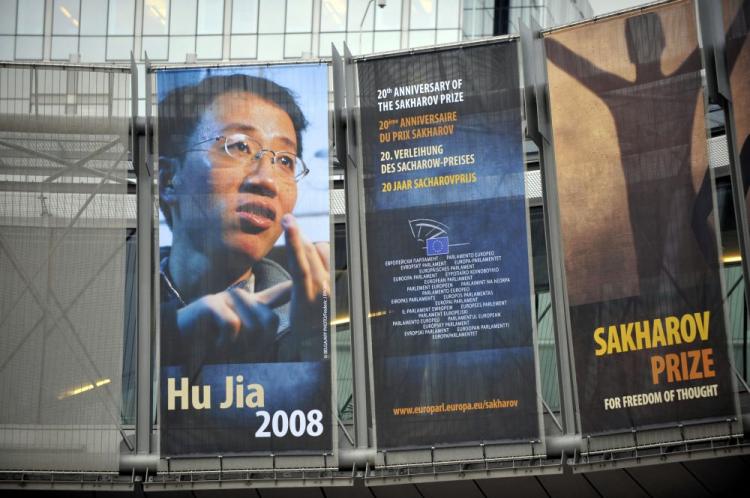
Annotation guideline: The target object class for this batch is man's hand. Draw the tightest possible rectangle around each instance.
[175,281,291,364]
[281,214,331,360]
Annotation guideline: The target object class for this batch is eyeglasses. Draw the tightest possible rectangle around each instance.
[193,133,309,182]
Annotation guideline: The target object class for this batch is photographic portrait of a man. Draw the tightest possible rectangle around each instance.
[156,65,332,456]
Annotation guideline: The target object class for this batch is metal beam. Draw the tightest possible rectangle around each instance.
[0,114,129,134]
[571,439,750,474]
[0,137,124,180]
[525,17,579,435]
[0,181,126,194]
[364,455,565,486]
[0,61,130,72]
[144,471,354,490]
[135,56,153,456]
[341,44,371,449]
[0,472,135,491]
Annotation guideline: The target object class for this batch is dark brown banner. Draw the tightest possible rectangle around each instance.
[545,0,738,434]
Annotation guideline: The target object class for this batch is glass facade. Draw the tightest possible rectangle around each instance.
[1,0,593,63]
[462,0,595,39]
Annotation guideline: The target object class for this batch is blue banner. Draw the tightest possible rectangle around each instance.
[156,64,332,456]
[358,42,541,449]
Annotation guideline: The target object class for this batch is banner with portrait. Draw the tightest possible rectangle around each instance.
[156,64,333,456]
[544,0,739,435]
[358,41,542,450]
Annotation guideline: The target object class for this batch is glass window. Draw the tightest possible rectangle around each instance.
[80,0,108,35]
[462,9,485,38]
[484,9,493,34]
[0,0,17,34]
[258,0,284,33]
[0,36,14,59]
[143,0,169,35]
[517,6,533,30]
[231,0,257,34]
[196,35,222,58]
[318,32,345,57]
[53,0,81,35]
[51,36,79,59]
[286,0,312,32]
[347,0,374,33]
[461,9,473,36]
[435,28,459,44]
[108,0,135,35]
[15,35,43,58]
[17,0,45,34]
[408,30,435,48]
[410,0,436,30]
[257,33,283,59]
[483,10,496,37]
[197,0,223,34]
[168,35,195,61]
[375,0,401,31]
[320,0,346,32]
[106,35,133,59]
[170,0,197,35]
[374,30,400,52]
[284,33,310,58]
[346,30,372,55]
[79,35,105,61]
[142,35,168,59]
[437,0,459,29]
[230,34,256,58]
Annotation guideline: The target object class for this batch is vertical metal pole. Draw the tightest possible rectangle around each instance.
[700,0,750,382]
[42,0,53,61]
[222,0,232,61]
[493,0,510,36]
[521,19,578,435]
[311,0,321,60]
[133,0,144,62]
[400,0,410,50]
[342,44,370,448]
[133,54,153,454]
[744,298,747,379]
[538,144,577,435]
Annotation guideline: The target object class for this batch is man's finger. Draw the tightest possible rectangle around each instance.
[282,213,312,283]
[229,287,280,337]
[314,242,331,273]
[305,241,330,294]
[255,280,292,308]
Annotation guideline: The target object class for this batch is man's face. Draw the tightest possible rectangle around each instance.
[170,91,299,264]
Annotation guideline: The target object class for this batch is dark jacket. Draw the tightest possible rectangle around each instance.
[160,255,293,371]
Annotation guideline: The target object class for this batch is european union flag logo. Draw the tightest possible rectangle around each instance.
[426,237,449,255]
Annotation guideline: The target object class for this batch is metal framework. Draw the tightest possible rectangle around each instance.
[0,61,133,476]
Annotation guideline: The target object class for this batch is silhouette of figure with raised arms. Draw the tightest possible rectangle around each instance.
[724,1,750,198]
[545,12,717,309]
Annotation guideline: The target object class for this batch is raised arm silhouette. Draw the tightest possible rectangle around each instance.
[546,12,716,307]
[724,1,750,197]
[725,0,749,76]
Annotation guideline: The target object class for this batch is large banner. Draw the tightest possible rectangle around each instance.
[157,65,333,456]
[545,1,738,435]
[724,1,750,236]
[358,42,541,449]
